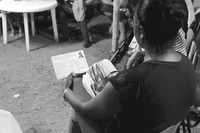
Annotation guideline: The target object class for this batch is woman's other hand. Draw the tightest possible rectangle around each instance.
[62,72,74,92]
[126,49,144,69]
[126,51,138,69]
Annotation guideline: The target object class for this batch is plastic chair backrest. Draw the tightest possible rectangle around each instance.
[160,122,180,133]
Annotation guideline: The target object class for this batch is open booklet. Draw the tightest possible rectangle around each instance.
[51,50,89,80]
[51,51,118,97]
[82,59,118,97]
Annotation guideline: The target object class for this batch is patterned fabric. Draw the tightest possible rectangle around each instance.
[174,28,187,56]
[108,55,196,132]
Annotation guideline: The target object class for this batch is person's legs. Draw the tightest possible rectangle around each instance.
[108,21,113,35]
[59,10,70,41]
[7,14,15,36]
[85,5,95,20]
[118,11,128,44]
[78,20,92,48]
[67,108,78,133]
[14,13,24,36]
[105,19,126,44]
[102,5,113,35]
[118,21,126,44]
[11,13,24,36]
[77,5,94,48]
[104,13,112,35]
[103,5,127,44]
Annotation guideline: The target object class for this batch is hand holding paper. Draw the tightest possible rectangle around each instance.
[62,72,74,91]
[51,50,89,80]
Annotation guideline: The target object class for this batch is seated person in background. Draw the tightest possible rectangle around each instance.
[62,0,196,132]
[183,0,196,50]
[126,0,194,68]
[7,13,24,37]
[57,0,95,48]
[102,0,129,44]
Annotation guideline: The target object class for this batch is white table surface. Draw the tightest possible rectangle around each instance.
[0,1,57,13]
[0,0,59,52]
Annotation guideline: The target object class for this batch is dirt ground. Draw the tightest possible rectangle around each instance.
[1,13,200,133]
[0,15,113,133]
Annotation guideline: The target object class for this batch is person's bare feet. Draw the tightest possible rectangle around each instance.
[118,36,125,44]
[10,30,15,37]
[109,25,112,35]
[19,31,24,37]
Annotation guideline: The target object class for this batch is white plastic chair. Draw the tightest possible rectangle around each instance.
[0,0,59,52]
[0,109,23,133]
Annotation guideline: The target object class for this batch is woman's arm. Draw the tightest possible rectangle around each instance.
[64,81,121,119]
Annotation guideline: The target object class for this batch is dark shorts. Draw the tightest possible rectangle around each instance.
[85,5,95,20]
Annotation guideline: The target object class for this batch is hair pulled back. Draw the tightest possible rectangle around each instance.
[137,0,188,54]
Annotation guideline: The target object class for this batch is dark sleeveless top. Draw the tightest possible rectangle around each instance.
[108,55,196,133]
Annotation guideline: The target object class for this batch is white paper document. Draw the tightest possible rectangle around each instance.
[129,36,138,49]
[51,50,89,80]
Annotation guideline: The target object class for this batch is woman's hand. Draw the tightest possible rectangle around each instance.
[93,78,108,93]
[126,44,145,69]
[62,72,74,93]
[126,50,145,69]
[126,51,138,69]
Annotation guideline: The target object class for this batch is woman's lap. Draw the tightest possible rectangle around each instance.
[70,78,104,133]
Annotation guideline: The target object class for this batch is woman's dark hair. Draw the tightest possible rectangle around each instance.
[136,0,188,54]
